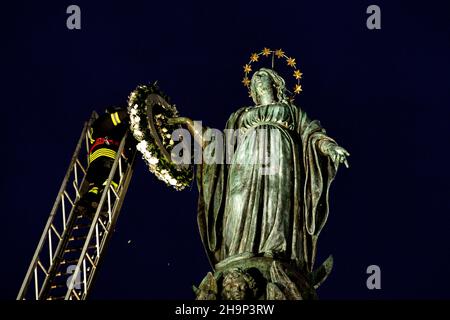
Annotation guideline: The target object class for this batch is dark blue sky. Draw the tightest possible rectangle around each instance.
[1,1,450,299]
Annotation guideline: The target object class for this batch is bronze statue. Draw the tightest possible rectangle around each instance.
[167,63,350,299]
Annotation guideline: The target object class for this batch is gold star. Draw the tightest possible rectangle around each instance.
[287,57,296,67]
[262,47,271,56]
[294,84,302,94]
[243,64,252,73]
[242,77,250,87]
[293,70,303,79]
[275,49,285,58]
[250,53,259,62]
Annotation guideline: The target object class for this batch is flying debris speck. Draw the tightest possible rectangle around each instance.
[128,240,132,244]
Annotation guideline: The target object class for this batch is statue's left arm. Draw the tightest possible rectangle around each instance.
[296,107,350,169]
[294,104,349,273]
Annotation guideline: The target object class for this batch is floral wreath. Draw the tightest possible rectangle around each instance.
[128,83,193,190]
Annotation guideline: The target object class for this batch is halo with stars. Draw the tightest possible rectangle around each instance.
[242,48,303,98]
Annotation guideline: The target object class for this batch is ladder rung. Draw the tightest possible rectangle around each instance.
[69,232,103,240]
[63,245,96,254]
[76,214,93,220]
[76,209,109,218]
[50,284,66,289]
[54,270,76,278]
[68,236,87,242]
[55,266,91,278]
[73,224,92,230]
[59,259,79,266]
[50,277,73,286]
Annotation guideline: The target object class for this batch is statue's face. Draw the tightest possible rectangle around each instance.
[222,273,250,300]
[251,71,275,104]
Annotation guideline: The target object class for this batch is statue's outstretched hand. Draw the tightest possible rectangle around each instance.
[325,143,350,168]
[329,145,350,168]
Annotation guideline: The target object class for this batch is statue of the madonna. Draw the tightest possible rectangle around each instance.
[168,52,349,300]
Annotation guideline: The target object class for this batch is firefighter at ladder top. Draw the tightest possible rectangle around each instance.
[76,106,130,216]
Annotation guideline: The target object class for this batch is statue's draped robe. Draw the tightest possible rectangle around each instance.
[197,103,338,273]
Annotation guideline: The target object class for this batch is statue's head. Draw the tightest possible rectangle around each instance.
[250,68,288,105]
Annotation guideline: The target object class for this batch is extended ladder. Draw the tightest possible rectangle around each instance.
[17,111,136,300]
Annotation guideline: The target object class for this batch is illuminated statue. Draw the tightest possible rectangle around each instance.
[168,49,349,300]
[129,48,350,299]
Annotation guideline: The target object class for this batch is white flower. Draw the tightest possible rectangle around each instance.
[169,178,178,186]
[144,153,154,162]
[134,131,143,140]
[129,92,137,101]
[134,129,143,136]
[154,171,163,180]
[130,108,138,116]
[136,141,148,152]
[144,152,156,163]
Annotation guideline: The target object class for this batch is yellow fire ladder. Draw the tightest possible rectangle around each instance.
[17,111,136,300]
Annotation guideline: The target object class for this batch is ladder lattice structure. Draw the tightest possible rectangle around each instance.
[17,111,136,300]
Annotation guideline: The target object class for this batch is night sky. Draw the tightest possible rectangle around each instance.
[2,1,450,299]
